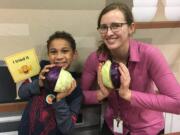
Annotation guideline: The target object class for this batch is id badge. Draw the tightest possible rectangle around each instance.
[113,118,123,134]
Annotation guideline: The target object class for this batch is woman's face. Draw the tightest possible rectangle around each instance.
[99,9,134,50]
[48,39,76,69]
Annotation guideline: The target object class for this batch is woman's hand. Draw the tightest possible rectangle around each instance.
[97,63,110,101]
[38,64,55,87]
[56,80,77,102]
[118,63,131,101]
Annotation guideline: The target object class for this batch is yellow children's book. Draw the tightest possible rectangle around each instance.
[4,49,40,83]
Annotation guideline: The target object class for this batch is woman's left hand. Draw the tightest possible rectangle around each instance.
[118,62,131,101]
[56,80,77,102]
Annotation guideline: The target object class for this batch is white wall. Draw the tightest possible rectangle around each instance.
[0,8,103,72]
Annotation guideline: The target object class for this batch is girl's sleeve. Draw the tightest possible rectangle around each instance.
[131,47,180,114]
[81,52,100,104]
[18,77,40,100]
[53,85,83,135]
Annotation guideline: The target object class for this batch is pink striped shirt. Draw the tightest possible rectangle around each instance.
[81,39,180,135]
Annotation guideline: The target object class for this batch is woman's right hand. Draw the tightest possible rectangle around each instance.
[96,63,110,101]
[38,64,55,87]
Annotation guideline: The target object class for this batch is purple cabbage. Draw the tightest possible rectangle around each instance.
[44,66,61,92]
[110,62,121,89]
[101,60,121,89]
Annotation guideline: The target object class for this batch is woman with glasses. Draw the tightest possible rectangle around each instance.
[81,2,180,135]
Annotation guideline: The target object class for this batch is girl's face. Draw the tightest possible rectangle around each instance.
[48,39,76,69]
[99,9,134,50]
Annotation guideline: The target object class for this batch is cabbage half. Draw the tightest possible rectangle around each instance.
[45,66,74,92]
[54,68,74,92]
[101,60,120,89]
[101,60,113,89]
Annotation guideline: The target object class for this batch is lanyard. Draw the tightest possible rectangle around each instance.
[112,90,121,118]
[113,55,130,117]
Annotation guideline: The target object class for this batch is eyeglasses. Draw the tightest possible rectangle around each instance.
[97,22,127,34]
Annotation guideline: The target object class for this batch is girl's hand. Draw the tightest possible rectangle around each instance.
[39,64,55,87]
[56,80,77,102]
[118,63,131,101]
[97,63,110,101]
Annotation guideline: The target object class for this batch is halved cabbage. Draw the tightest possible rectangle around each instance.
[45,66,74,92]
[54,68,74,92]
[101,60,120,89]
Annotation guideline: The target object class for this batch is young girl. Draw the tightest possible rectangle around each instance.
[18,31,82,135]
[81,3,180,135]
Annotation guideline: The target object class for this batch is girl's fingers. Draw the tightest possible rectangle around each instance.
[39,70,47,80]
[71,80,77,91]
[56,80,76,100]
[39,74,46,80]
[39,64,55,80]
[67,80,76,95]
[56,92,66,100]
[42,64,56,74]
[44,64,56,69]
